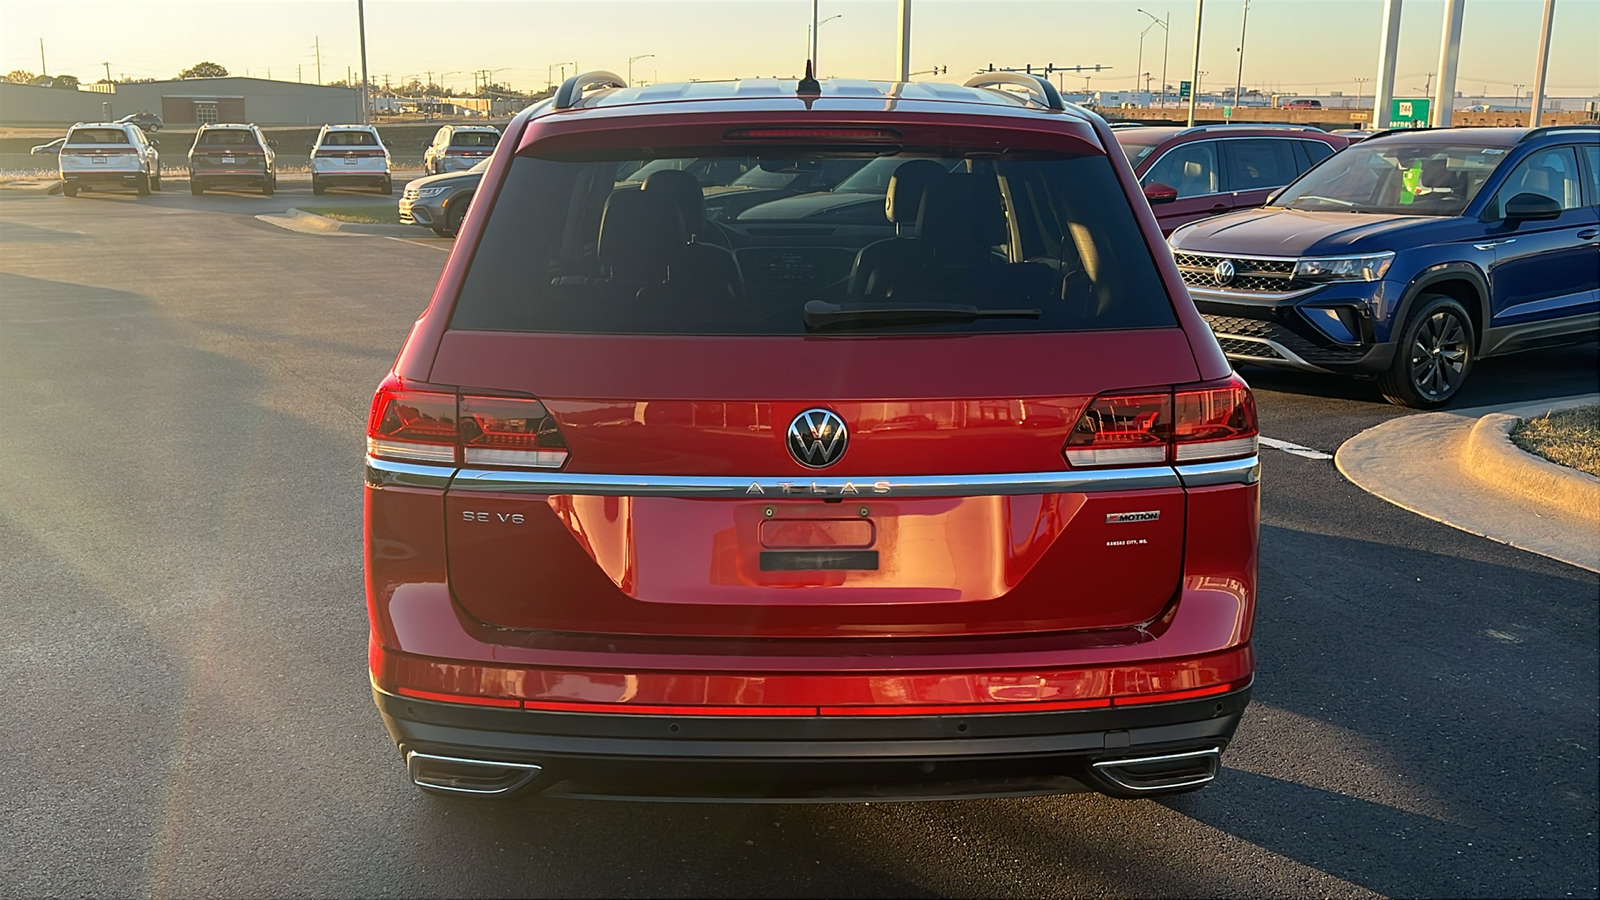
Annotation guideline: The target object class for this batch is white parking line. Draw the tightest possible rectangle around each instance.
[1259,436,1334,460]
[384,236,452,251]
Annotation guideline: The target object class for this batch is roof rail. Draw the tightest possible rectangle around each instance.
[1518,123,1600,143]
[1360,125,1441,142]
[1177,123,1327,135]
[962,73,1065,111]
[552,70,627,110]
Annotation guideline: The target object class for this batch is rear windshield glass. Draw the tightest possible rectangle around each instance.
[1273,142,1508,215]
[322,130,378,146]
[67,128,131,145]
[451,150,1175,336]
[198,129,256,146]
[451,131,499,148]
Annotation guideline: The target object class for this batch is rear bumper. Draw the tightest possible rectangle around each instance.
[375,683,1251,801]
[313,169,389,185]
[60,170,144,184]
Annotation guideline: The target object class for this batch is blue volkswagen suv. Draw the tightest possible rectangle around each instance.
[1167,126,1599,407]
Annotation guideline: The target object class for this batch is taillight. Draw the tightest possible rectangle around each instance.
[366,376,568,469]
[1171,377,1258,462]
[459,396,568,468]
[1063,375,1257,468]
[367,380,456,463]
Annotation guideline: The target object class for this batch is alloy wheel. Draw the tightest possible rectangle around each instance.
[1408,310,1469,400]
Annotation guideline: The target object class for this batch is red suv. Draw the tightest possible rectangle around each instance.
[365,71,1261,802]
[1113,124,1348,234]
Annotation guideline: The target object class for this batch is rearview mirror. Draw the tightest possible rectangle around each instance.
[1502,192,1562,223]
[1143,182,1179,205]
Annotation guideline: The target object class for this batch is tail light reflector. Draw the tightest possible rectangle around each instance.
[1064,375,1257,468]
[366,376,569,469]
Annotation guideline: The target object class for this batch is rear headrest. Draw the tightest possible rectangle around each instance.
[641,169,707,237]
[885,160,945,225]
[598,188,684,281]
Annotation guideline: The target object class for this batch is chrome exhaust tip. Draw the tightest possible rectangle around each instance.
[1090,747,1221,794]
[406,751,543,796]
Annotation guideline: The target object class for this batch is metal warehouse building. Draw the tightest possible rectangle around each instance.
[0,77,361,127]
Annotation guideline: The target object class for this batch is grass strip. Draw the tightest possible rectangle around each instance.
[1512,404,1600,477]
[298,205,400,225]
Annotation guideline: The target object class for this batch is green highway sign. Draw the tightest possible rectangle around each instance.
[1179,80,1192,99]
[1390,97,1432,127]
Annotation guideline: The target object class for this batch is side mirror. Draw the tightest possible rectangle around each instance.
[1143,182,1179,205]
[1266,187,1285,205]
[148,138,160,147]
[268,139,279,148]
[1502,192,1563,223]
[305,141,316,150]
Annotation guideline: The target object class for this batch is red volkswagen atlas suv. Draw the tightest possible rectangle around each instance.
[364,70,1261,802]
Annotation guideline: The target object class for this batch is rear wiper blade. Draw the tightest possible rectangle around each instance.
[803,300,1041,330]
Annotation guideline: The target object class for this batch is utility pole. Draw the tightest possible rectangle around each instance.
[102,61,111,82]
[897,0,912,82]
[1430,0,1464,127]
[358,0,371,125]
[1233,0,1250,106]
[39,39,47,76]
[1186,0,1204,126]
[1372,0,1402,128]
[315,37,322,84]
[1529,0,1556,127]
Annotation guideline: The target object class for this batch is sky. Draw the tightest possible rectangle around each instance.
[0,0,1595,98]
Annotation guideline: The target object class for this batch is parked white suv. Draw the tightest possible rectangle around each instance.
[421,125,499,175]
[309,124,392,195]
[58,122,161,197]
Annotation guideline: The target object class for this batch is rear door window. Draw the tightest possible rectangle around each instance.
[450,150,1176,336]
[1298,139,1335,168]
[1142,141,1219,198]
[1581,144,1600,206]
[1222,139,1300,190]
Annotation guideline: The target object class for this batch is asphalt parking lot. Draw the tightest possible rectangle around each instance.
[1,183,1596,898]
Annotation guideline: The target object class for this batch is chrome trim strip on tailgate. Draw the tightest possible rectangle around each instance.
[366,456,1260,495]
[1175,456,1261,487]
[365,458,454,490]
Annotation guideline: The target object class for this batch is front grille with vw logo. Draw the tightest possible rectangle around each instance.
[787,409,849,468]
[1173,252,1315,295]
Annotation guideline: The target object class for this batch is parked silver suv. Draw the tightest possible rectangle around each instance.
[422,125,499,175]
[58,122,161,197]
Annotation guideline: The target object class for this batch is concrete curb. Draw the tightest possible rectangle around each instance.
[1335,394,1600,573]
[0,179,62,195]
[1462,412,1600,521]
[256,208,425,238]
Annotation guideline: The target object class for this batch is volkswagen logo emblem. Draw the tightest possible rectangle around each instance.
[1213,259,1237,286]
[787,409,849,468]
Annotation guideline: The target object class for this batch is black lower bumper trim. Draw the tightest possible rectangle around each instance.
[374,685,1250,802]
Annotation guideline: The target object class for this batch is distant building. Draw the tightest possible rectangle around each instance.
[0,76,362,127]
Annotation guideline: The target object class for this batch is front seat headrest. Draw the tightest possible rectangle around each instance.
[598,188,685,282]
[885,159,946,225]
[641,169,707,237]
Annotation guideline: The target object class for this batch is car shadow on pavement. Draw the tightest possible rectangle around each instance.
[0,220,88,242]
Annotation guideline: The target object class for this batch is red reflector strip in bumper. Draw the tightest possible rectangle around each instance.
[394,686,521,708]
[819,698,1112,716]
[521,699,815,716]
[1109,682,1235,705]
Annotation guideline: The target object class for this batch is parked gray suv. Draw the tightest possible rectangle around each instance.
[399,161,485,237]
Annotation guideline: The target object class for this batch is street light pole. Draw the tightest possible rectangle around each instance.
[1233,0,1250,107]
[357,0,371,124]
[1186,0,1204,126]
[1354,76,1370,110]
[1372,0,1402,128]
[1528,0,1556,127]
[1137,9,1169,107]
[807,15,843,76]
[897,0,912,82]
[628,54,654,86]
